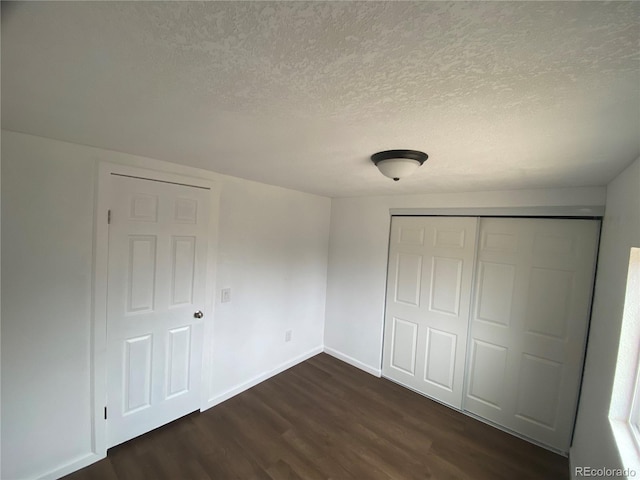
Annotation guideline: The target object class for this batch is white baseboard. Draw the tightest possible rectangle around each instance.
[37,451,105,480]
[203,346,324,410]
[323,347,382,377]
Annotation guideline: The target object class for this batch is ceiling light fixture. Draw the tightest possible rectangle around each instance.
[371,149,428,181]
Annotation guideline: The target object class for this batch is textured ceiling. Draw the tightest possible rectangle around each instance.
[2,1,639,197]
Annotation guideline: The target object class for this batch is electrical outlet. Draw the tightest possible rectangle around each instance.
[221,288,231,303]
[285,330,292,342]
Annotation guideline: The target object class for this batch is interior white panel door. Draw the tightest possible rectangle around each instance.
[107,174,209,448]
[382,216,478,409]
[464,217,599,452]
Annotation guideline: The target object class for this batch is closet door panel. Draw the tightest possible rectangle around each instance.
[382,216,478,409]
[464,218,599,453]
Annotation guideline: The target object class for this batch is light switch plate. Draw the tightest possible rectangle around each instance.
[221,288,231,303]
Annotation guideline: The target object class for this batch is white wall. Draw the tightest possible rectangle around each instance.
[570,156,640,477]
[324,187,607,374]
[208,175,330,403]
[0,130,330,479]
[2,136,96,479]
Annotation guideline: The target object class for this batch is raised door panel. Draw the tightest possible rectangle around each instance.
[130,194,158,222]
[389,317,418,376]
[481,230,518,253]
[394,253,423,307]
[423,328,457,391]
[475,261,515,327]
[466,339,508,413]
[515,354,563,430]
[127,236,157,314]
[429,257,463,316]
[166,326,192,398]
[433,228,465,249]
[170,236,196,307]
[174,197,198,224]
[524,267,573,341]
[123,335,153,414]
[398,225,425,246]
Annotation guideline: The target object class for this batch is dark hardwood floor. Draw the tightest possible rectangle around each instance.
[65,353,568,480]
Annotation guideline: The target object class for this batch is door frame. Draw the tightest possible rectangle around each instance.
[92,162,220,457]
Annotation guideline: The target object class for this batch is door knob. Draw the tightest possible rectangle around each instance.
[193,311,204,319]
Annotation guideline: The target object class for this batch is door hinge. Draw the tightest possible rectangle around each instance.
[104,406,107,420]
[107,209,111,224]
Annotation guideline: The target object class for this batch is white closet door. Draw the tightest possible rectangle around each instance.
[382,216,478,409]
[106,174,210,448]
[464,217,599,452]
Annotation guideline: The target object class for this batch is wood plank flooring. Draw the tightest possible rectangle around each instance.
[65,353,568,480]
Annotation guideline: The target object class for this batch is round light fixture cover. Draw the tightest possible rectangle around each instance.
[371,150,428,181]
